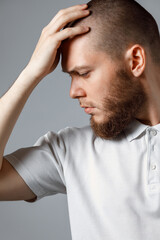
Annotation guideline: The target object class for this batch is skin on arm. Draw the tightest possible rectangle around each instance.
[0,158,37,202]
[0,4,90,201]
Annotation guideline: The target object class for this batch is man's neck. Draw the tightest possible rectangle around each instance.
[136,61,160,126]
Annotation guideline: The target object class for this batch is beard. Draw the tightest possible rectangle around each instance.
[90,67,147,140]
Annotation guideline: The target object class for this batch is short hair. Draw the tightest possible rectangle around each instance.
[71,0,160,63]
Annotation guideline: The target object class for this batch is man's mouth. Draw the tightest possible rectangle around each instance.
[84,107,95,114]
[80,105,95,114]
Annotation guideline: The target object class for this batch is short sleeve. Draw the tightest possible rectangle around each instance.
[4,130,67,201]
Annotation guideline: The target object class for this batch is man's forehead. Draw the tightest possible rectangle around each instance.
[62,32,91,50]
[61,34,96,71]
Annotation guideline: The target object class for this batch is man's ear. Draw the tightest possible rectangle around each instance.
[125,44,146,77]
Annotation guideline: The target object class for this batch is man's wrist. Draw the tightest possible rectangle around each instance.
[22,65,43,83]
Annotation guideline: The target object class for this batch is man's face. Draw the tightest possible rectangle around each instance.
[61,35,146,139]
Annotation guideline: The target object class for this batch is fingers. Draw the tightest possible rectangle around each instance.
[44,4,90,35]
[55,26,90,43]
[54,10,90,32]
[47,4,88,27]
[26,4,90,79]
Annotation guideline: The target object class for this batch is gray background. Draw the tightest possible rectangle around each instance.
[0,0,159,239]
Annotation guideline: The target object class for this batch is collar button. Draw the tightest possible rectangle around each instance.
[150,129,157,136]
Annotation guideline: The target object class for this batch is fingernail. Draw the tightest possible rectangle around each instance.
[84,10,90,13]
[83,26,90,31]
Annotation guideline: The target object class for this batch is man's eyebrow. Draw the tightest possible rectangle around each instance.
[62,66,91,74]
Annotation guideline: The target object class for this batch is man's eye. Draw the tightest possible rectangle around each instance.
[79,72,90,77]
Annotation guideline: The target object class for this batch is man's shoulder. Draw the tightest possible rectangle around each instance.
[48,125,126,144]
[58,125,94,140]
[45,125,127,149]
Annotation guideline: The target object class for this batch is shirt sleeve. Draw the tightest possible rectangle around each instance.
[4,130,67,202]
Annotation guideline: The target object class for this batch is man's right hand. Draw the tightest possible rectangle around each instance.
[25,4,90,80]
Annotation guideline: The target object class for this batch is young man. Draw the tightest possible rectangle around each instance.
[0,0,160,239]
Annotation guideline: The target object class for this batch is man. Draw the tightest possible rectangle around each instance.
[0,0,160,239]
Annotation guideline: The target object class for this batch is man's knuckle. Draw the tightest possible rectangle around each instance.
[58,9,65,16]
[41,27,47,35]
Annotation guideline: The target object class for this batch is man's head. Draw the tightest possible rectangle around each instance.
[61,0,160,140]
[71,0,160,63]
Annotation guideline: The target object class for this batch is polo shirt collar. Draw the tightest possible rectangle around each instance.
[124,118,160,142]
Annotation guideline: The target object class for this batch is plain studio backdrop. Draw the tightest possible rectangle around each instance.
[0,0,160,239]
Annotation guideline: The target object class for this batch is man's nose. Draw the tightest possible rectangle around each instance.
[69,80,86,99]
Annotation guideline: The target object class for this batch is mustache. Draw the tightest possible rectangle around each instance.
[79,101,95,108]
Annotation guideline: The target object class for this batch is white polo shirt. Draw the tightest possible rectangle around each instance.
[4,118,160,240]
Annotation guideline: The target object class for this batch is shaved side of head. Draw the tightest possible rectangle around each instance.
[67,0,160,63]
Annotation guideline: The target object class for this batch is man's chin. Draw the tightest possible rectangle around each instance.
[90,115,133,140]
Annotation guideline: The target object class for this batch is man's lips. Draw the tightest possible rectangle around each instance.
[84,107,95,114]
[80,105,95,114]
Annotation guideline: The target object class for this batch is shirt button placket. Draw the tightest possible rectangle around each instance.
[148,129,158,189]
